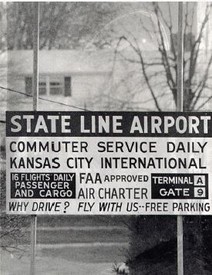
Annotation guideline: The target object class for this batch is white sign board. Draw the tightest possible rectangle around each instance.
[6,111,212,215]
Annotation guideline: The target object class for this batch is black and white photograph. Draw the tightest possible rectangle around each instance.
[0,1,212,274]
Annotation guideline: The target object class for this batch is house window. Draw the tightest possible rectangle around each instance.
[25,77,32,95]
[39,81,47,95]
[50,79,64,95]
[64,76,71,97]
[25,76,71,96]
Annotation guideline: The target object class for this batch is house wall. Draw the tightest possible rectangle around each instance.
[6,48,212,113]
[6,72,111,112]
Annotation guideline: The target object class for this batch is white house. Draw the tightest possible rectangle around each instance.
[6,50,113,112]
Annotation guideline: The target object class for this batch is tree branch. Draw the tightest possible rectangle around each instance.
[196,95,212,111]
[113,35,162,111]
[188,3,211,85]
[152,3,176,104]
[191,53,212,110]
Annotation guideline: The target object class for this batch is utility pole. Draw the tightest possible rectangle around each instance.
[177,2,184,275]
[30,2,40,275]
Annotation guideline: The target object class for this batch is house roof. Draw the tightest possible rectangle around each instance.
[7,50,114,75]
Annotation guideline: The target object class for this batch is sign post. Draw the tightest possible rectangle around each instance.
[30,2,39,275]
[177,3,184,275]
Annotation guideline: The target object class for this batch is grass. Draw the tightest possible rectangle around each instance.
[1,247,120,275]
[16,227,129,245]
[37,215,130,227]
[41,245,127,263]
[37,228,129,244]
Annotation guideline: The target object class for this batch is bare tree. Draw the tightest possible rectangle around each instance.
[91,3,212,274]
[6,2,127,50]
[7,2,74,50]
[98,2,212,112]
[0,3,7,51]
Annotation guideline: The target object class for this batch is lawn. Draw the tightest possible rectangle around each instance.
[40,245,128,264]
[1,247,120,275]
[36,227,129,244]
